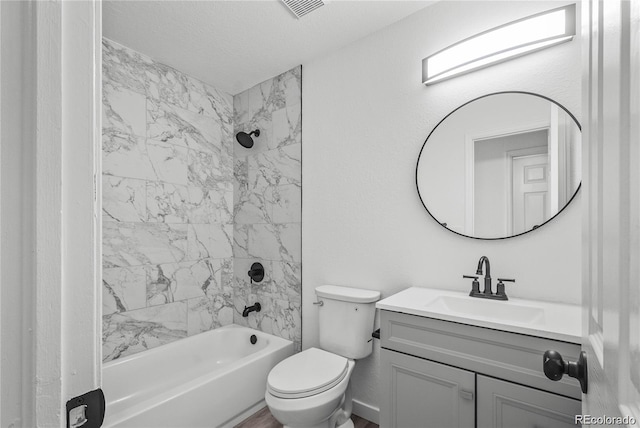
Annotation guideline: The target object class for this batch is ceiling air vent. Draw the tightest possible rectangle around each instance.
[281,0,325,19]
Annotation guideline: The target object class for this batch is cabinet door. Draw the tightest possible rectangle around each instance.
[380,349,475,428]
[476,375,581,428]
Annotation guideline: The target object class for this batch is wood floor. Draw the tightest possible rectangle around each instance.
[234,406,379,428]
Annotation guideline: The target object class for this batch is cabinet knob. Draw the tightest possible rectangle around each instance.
[542,350,588,394]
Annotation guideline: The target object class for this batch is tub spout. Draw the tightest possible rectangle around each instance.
[242,302,261,317]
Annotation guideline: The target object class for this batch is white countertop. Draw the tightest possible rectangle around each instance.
[376,287,581,344]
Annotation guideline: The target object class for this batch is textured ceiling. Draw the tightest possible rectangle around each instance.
[103,0,435,95]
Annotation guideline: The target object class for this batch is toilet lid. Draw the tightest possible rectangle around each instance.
[267,348,349,399]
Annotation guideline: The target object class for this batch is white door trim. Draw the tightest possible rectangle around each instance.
[59,0,103,396]
[0,1,102,425]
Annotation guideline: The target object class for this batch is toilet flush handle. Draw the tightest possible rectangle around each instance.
[313,300,324,306]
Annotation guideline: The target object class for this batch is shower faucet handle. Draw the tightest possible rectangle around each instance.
[247,262,264,284]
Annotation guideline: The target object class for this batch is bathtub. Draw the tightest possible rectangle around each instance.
[102,324,294,428]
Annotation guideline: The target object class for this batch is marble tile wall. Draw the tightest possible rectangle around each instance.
[102,38,235,362]
[232,67,302,352]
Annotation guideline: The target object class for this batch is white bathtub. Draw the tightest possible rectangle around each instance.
[102,324,294,428]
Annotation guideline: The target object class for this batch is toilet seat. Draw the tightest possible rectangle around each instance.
[267,348,349,399]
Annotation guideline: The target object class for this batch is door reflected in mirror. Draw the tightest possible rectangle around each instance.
[416,92,581,240]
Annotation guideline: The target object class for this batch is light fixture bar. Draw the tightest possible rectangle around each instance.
[422,4,576,85]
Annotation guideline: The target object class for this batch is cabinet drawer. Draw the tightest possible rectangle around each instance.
[381,310,582,399]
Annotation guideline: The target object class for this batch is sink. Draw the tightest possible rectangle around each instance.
[424,295,545,324]
[375,287,581,342]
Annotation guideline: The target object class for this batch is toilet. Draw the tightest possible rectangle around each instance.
[265,285,380,428]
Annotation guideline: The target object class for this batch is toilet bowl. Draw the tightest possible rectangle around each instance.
[265,348,356,428]
[265,285,380,428]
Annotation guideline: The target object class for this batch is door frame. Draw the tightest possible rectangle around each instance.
[37,1,103,424]
[464,121,548,236]
[581,0,640,422]
[0,1,102,425]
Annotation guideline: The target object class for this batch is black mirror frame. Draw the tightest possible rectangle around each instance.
[415,91,582,240]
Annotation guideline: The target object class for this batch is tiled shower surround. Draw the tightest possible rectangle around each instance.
[101,38,302,361]
[233,67,302,352]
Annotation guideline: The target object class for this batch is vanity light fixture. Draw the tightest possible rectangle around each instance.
[422,4,576,85]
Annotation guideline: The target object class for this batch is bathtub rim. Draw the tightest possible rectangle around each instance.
[102,323,290,369]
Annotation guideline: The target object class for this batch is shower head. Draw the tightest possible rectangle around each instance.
[235,129,260,148]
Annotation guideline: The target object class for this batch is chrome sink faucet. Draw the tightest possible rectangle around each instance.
[463,256,515,300]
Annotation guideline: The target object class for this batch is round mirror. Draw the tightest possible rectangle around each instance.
[416,92,581,240]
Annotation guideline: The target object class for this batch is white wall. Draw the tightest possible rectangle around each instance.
[302,0,581,417]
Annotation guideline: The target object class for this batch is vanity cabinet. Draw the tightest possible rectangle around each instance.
[379,310,582,428]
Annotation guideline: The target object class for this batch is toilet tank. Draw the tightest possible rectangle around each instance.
[315,285,381,359]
